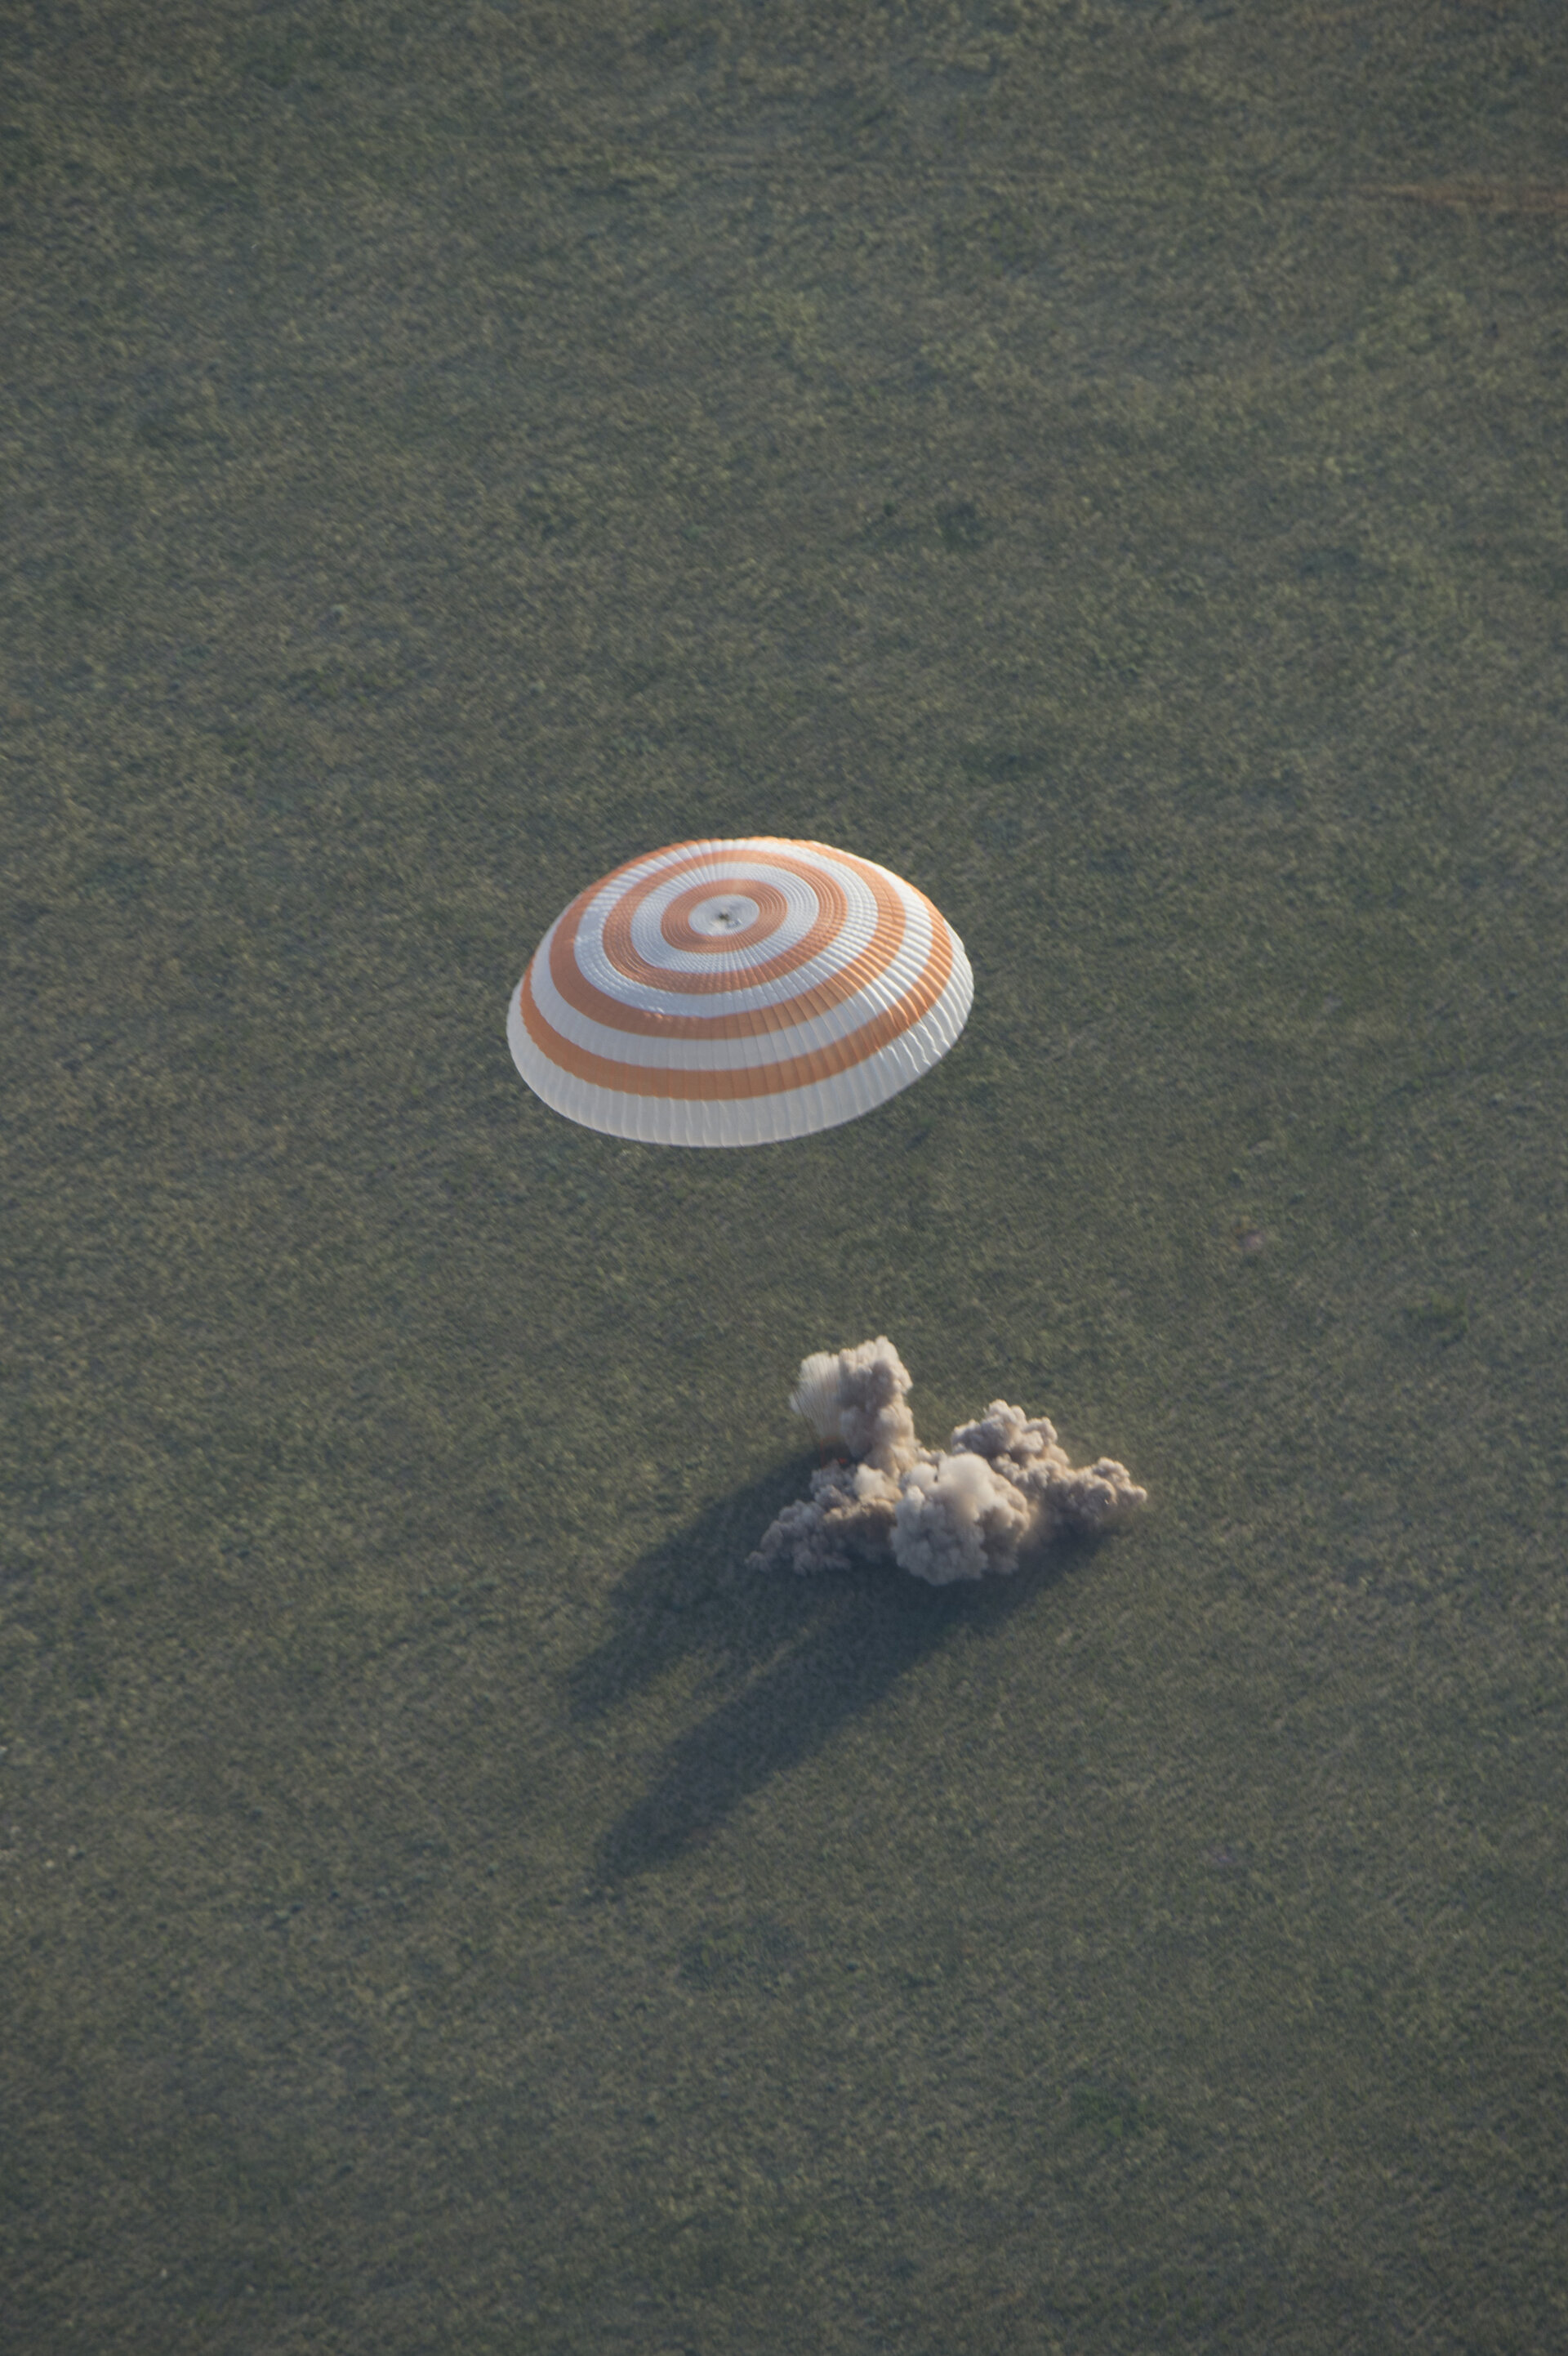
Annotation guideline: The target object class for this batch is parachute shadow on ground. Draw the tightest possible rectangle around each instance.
[573,1464,1085,1885]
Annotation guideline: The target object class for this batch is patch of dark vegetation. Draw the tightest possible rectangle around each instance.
[677,1916,800,1992]
[938,498,991,550]
[1403,1291,1468,1345]
[1070,2083,1149,2141]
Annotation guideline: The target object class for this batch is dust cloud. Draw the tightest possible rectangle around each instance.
[752,1337,1146,1585]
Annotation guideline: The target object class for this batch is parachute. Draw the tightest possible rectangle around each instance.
[508,836,973,1146]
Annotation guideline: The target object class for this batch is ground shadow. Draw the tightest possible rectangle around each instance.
[572,1457,1098,1882]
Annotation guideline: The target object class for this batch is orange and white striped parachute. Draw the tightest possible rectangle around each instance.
[507,837,973,1146]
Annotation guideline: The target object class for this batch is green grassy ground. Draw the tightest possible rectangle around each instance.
[4,2,1566,2348]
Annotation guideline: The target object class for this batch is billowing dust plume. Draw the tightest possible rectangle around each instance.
[752,1337,1146,1585]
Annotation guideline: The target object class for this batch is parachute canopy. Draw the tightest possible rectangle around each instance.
[508,836,973,1146]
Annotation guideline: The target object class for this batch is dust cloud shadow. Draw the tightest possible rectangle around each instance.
[570,1459,1089,1883]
